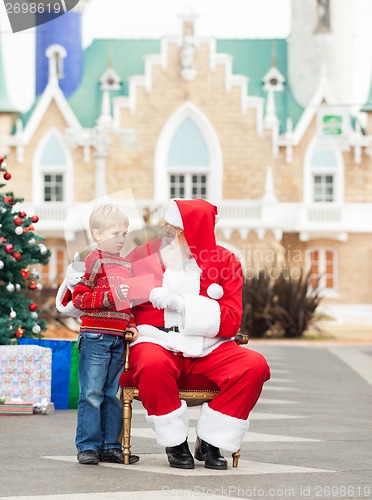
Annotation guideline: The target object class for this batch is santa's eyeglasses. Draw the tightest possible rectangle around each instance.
[161,223,183,239]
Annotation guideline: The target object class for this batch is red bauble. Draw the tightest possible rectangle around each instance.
[3,172,11,181]
[4,243,14,253]
[3,196,12,204]
[0,156,4,164]
[31,215,39,223]
[15,327,25,338]
[14,217,23,226]
[0,237,6,243]
[21,269,29,279]
[29,303,38,312]
[20,212,27,218]
[12,252,22,261]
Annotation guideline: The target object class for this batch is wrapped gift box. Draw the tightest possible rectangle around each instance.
[18,339,79,410]
[0,401,34,415]
[0,345,52,404]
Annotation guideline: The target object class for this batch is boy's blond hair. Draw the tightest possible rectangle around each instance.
[89,203,129,242]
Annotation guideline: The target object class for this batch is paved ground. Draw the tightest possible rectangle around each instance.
[1,340,372,500]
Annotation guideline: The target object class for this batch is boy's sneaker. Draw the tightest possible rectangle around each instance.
[99,448,140,464]
[77,450,99,465]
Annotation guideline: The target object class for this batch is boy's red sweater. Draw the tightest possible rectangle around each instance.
[72,249,136,336]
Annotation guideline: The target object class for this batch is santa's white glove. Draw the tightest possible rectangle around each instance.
[149,287,184,313]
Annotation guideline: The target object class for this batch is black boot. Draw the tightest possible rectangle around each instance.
[165,439,195,469]
[194,436,228,470]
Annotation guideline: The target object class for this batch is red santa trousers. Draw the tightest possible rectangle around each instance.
[129,341,270,451]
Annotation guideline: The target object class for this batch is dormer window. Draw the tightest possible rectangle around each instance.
[99,68,122,91]
[45,44,67,82]
[263,68,285,92]
[316,0,331,33]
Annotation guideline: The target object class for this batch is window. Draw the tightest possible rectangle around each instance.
[308,249,336,291]
[313,174,334,202]
[304,141,342,204]
[316,0,331,33]
[44,174,64,202]
[39,134,67,203]
[39,247,67,287]
[167,117,210,199]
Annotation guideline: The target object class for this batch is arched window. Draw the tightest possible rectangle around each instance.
[33,130,72,203]
[167,117,210,199]
[154,102,222,201]
[304,139,343,203]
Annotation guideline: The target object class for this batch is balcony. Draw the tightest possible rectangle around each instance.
[19,200,372,242]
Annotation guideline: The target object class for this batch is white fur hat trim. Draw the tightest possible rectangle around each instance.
[164,199,183,228]
[207,283,224,300]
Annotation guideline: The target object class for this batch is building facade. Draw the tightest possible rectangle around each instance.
[1,0,372,320]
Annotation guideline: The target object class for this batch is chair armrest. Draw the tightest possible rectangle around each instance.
[124,331,134,371]
[234,333,249,345]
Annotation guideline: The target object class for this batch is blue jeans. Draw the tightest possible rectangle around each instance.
[75,332,125,453]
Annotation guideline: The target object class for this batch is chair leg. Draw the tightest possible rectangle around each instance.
[232,449,240,468]
[122,389,133,465]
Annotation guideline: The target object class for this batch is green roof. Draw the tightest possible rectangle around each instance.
[68,39,161,127]
[20,37,304,133]
[0,42,19,113]
[217,39,303,132]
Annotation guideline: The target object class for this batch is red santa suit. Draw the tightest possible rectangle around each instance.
[126,199,270,452]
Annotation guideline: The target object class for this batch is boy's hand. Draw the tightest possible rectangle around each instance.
[116,283,130,299]
[125,326,139,341]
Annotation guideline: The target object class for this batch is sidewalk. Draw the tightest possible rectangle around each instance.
[1,341,372,499]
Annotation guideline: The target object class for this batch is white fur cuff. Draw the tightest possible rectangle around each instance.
[146,400,189,447]
[55,280,82,318]
[180,294,220,338]
[196,403,249,452]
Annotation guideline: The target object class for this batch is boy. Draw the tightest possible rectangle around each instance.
[72,203,139,465]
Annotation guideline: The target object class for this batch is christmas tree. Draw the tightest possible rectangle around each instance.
[0,155,51,344]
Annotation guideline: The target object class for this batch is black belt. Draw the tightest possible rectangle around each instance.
[156,326,179,332]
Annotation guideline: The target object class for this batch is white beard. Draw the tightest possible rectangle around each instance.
[160,239,192,271]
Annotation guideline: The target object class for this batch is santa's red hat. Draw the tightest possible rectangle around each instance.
[165,199,220,288]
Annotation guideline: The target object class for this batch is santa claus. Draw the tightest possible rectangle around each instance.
[125,198,271,470]
[57,198,270,469]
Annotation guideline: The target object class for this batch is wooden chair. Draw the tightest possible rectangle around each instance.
[119,332,249,468]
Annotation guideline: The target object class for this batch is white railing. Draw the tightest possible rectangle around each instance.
[18,200,372,235]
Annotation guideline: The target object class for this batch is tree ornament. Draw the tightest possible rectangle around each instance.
[30,311,38,319]
[0,260,4,269]
[14,216,23,226]
[21,268,29,279]
[31,215,39,223]
[3,196,12,204]
[4,243,14,253]
[32,324,41,334]
[1,161,7,170]
[15,327,25,338]
[9,308,16,319]
[0,155,4,164]
[20,211,27,218]
[0,236,6,243]
[29,303,38,312]
[28,237,36,246]
[38,243,47,254]
[15,226,23,235]
[3,172,11,181]
[15,283,21,291]
[6,283,15,292]
[28,279,38,290]
[12,251,22,261]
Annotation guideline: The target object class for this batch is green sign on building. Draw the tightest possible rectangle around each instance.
[322,115,343,135]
